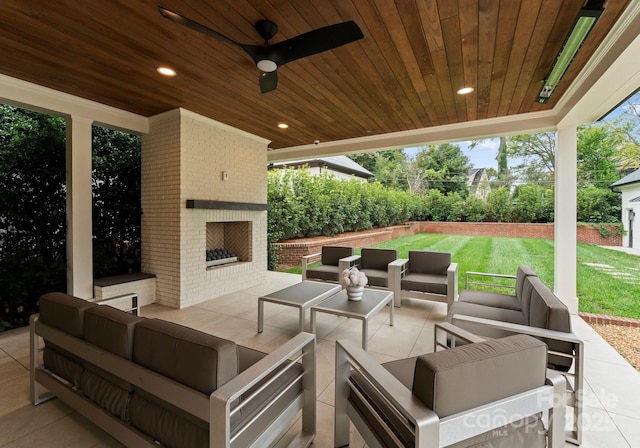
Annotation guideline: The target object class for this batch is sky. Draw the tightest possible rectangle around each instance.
[403,90,640,170]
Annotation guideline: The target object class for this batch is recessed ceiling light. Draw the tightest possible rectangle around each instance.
[457,87,474,95]
[277,123,289,129]
[157,66,176,76]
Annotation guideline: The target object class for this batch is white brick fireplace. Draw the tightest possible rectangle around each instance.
[141,108,269,308]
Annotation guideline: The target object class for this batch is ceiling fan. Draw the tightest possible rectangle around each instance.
[158,7,364,94]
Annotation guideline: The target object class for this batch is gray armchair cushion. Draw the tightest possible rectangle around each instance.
[360,248,397,287]
[360,248,397,271]
[408,250,450,275]
[412,334,547,417]
[401,272,447,295]
[305,264,341,282]
[321,245,353,266]
[350,337,548,448]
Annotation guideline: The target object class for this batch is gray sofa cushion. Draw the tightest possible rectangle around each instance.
[527,277,574,371]
[81,305,142,419]
[132,319,238,394]
[458,265,537,311]
[412,334,547,417]
[39,293,96,388]
[362,268,390,287]
[447,300,526,339]
[321,245,353,266]
[130,319,238,448]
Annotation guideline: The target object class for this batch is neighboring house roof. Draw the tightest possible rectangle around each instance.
[271,155,374,179]
[631,196,640,203]
[468,168,489,195]
[611,168,640,188]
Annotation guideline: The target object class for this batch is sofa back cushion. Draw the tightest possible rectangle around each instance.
[412,334,547,417]
[81,305,142,418]
[133,319,238,394]
[408,250,450,276]
[527,277,574,371]
[321,245,354,266]
[38,293,96,387]
[360,248,397,271]
[515,265,537,302]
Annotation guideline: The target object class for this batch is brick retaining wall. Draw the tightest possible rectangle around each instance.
[274,222,622,268]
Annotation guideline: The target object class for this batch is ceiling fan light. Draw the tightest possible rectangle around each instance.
[257,60,277,72]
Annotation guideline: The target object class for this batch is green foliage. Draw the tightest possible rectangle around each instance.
[577,185,620,223]
[486,187,513,222]
[92,127,141,277]
[0,106,141,331]
[462,195,488,222]
[267,168,424,266]
[513,184,547,223]
[577,124,621,186]
[411,144,471,196]
[0,105,67,330]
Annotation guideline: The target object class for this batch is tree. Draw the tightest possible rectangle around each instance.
[92,127,142,277]
[348,150,410,190]
[577,124,621,187]
[608,92,640,170]
[0,105,67,330]
[409,144,471,196]
[507,132,556,184]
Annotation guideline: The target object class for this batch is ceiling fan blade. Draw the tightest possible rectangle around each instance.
[259,71,278,93]
[263,21,363,67]
[158,7,241,49]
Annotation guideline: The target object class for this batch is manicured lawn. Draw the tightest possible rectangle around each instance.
[280,234,640,319]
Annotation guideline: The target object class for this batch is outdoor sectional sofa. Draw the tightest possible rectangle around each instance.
[447,266,584,445]
[30,293,316,448]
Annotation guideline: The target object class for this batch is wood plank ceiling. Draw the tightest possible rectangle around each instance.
[0,0,632,149]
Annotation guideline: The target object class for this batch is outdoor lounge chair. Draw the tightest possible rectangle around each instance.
[302,245,355,285]
[390,250,458,310]
[335,331,566,448]
[350,248,398,289]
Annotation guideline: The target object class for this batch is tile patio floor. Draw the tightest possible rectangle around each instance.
[1,271,639,447]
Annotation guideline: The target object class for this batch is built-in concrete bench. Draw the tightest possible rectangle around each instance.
[94,272,156,309]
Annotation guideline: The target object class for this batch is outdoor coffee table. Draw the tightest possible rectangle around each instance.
[310,289,394,350]
[257,281,342,333]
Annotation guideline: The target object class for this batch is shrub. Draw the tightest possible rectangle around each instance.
[462,195,488,222]
[487,187,513,222]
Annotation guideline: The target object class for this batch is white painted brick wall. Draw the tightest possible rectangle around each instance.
[142,108,268,308]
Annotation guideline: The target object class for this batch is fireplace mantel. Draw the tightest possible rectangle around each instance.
[186,200,269,211]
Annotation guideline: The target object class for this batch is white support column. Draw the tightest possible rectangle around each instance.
[66,116,94,299]
[554,126,578,314]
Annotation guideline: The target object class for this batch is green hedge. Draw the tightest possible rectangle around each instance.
[267,168,622,269]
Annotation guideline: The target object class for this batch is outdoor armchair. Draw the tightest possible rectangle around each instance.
[302,245,355,285]
[348,247,398,289]
[335,333,566,448]
[390,250,458,310]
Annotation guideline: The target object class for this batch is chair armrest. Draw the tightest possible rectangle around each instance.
[447,263,458,306]
[434,322,485,351]
[464,271,516,290]
[450,314,582,344]
[334,339,438,447]
[302,252,322,262]
[340,254,361,266]
[301,252,322,280]
[210,332,316,445]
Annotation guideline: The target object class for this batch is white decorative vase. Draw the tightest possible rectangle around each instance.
[346,285,364,301]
